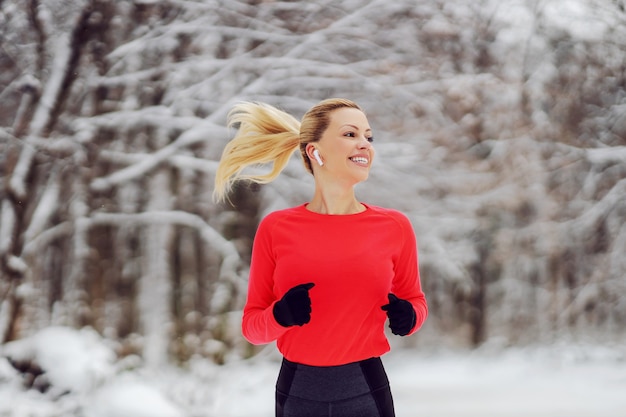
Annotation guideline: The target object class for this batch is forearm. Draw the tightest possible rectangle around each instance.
[242,303,289,345]
[408,293,428,335]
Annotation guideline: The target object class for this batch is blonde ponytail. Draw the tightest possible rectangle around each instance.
[213,98,363,203]
[213,102,301,203]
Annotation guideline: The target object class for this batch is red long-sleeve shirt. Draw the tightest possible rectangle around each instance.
[242,203,427,366]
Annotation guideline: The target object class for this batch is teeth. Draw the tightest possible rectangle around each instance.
[351,157,368,164]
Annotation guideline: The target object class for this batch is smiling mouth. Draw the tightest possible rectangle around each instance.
[350,156,369,165]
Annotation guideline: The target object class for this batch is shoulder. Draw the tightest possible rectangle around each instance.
[258,205,304,229]
[365,205,417,249]
[365,204,412,227]
[365,205,416,241]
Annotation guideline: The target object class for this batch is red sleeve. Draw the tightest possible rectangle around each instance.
[241,215,290,344]
[391,213,428,335]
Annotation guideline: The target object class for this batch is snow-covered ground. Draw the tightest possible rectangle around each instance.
[1,327,625,417]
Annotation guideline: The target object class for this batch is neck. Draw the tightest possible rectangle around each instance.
[307,186,364,215]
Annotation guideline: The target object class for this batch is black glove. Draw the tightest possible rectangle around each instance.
[273,283,315,327]
[381,293,416,336]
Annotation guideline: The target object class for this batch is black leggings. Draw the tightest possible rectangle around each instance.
[275,357,395,417]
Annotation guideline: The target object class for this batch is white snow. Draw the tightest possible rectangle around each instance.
[1,327,115,395]
[87,377,184,417]
[1,327,625,417]
[542,0,610,41]
[1,0,625,416]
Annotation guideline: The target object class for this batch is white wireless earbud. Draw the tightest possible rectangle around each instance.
[312,149,324,166]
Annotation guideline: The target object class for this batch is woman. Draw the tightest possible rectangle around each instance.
[214,98,427,417]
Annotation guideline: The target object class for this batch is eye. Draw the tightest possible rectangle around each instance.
[367,136,374,143]
[344,132,356,137]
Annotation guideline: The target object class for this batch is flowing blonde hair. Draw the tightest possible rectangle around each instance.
[213,98,362,202]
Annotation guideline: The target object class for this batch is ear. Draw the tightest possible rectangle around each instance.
[305,144,317,160]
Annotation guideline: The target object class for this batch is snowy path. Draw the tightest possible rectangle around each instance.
[386,350,626,417]
[2,330,625,417]
[213,348,626,417]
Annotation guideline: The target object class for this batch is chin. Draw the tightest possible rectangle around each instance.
[353,173,370,184]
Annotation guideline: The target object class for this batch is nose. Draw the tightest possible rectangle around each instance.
[358,136,372,149]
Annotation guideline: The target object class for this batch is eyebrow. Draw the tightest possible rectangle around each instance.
[342,124,372,132]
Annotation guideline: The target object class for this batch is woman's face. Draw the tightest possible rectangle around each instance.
[313,107,375,185]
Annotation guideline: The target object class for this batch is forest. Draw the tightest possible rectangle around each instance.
[1,0,625,373]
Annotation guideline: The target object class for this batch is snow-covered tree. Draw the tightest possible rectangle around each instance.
[1,0,624,365]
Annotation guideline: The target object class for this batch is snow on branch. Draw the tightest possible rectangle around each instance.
[5,256,28,275]
[10,136,79,157]
[89,119,227,192]
[23,171,61,244]
[572,177,626,230]
[8,1,91,200]
[273,0,390,60]
[22,222,74,259]
[72,106,200,138]
[22,206,243,267]
[98,150,220,175]
[7,146,36,200]
[107,23,296,64]
[0,200,17,256]
[22,209,244,282]
[28,34,72,135]
[586,146,626,165]
[90,211,243,280]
